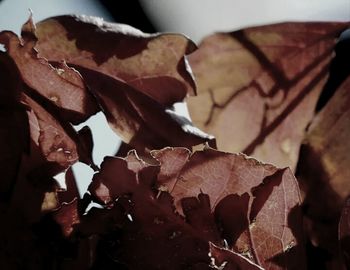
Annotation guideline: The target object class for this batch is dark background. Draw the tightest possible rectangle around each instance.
[98,0,156,33]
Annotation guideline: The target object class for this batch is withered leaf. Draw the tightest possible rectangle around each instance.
[57,167,80,204]
[300,76,350,206]
[52,198,80,237]
[76,67,213,153]
[0,18,99,124]
[214,193,250,247]
[35,15,197,106]
[235,170,305,270]
[88,155,139,205]
[0,15,322,270]
[29,14,213,153]
[165,147,305,269]
[88,147,305,269]
[88,157,217,269]
[0,22,97,226]
[22,93,78,169]
[297,76,350,256]
[151,147,191,190]
[0,52,64,225]
[188,22,349,170]
[0,23,97,172]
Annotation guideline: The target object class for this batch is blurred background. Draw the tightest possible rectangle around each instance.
[0,0,349,195]
[1,0,349,41]
[0,0,155,34]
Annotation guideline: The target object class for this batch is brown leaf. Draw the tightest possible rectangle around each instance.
[35,15,197,106]
[161,147,305,269]
[166,148,305,269]
[88,157,216,269]
[0,24,97,171]
[236,171,305,270]
[88,156,139,205]
[168,148,279,211]
[52,198,80,237]
[151,147,191,190]
[0,51,64,225]
[297,76,350,256]
[301,76,350,205]
[0,19,99,125]
[21,93,78,169]
[57,167,80,204]
[214,193,250,247]
[188,22,349,170]
[76,125,97,170]
[76,67,213,153]
[88,147,305,269]
[32,15,213,153]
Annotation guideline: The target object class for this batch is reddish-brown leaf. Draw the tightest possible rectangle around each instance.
[88,147,305,269]
[31,15,213,153]
[76,125,97,169]
[35,15,197,106]
[88,157,216,269]
[88,156,139,205]
[0,19,99,125]
[151,147,191,190]
[0,52,64,225]
[187,22,349,170]
[163,147,305,269]
[76,67,213,153]
[214,193,250,247]
[52,198,80,237]
[21,93,78,169]
[168,148,280,211]
[236,170,305,270]
[165,148,305,269]
[0,24,98,172]
[57,167,80,204]
[297,76,350,256]
[300,76,350,206]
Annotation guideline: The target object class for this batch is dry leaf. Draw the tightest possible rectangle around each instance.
[87,147,305,269]
[188,22,349,170]
[35,15,197,106]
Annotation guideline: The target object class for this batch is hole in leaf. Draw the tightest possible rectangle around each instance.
[72,112,122,197]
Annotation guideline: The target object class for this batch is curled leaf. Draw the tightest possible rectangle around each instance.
[35,15,197,106]
[76,67,213,153]
[0,20,99,124]
[22,93,78,168]
[31,15,213,153]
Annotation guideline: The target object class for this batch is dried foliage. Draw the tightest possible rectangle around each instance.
[0,14,349,270]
